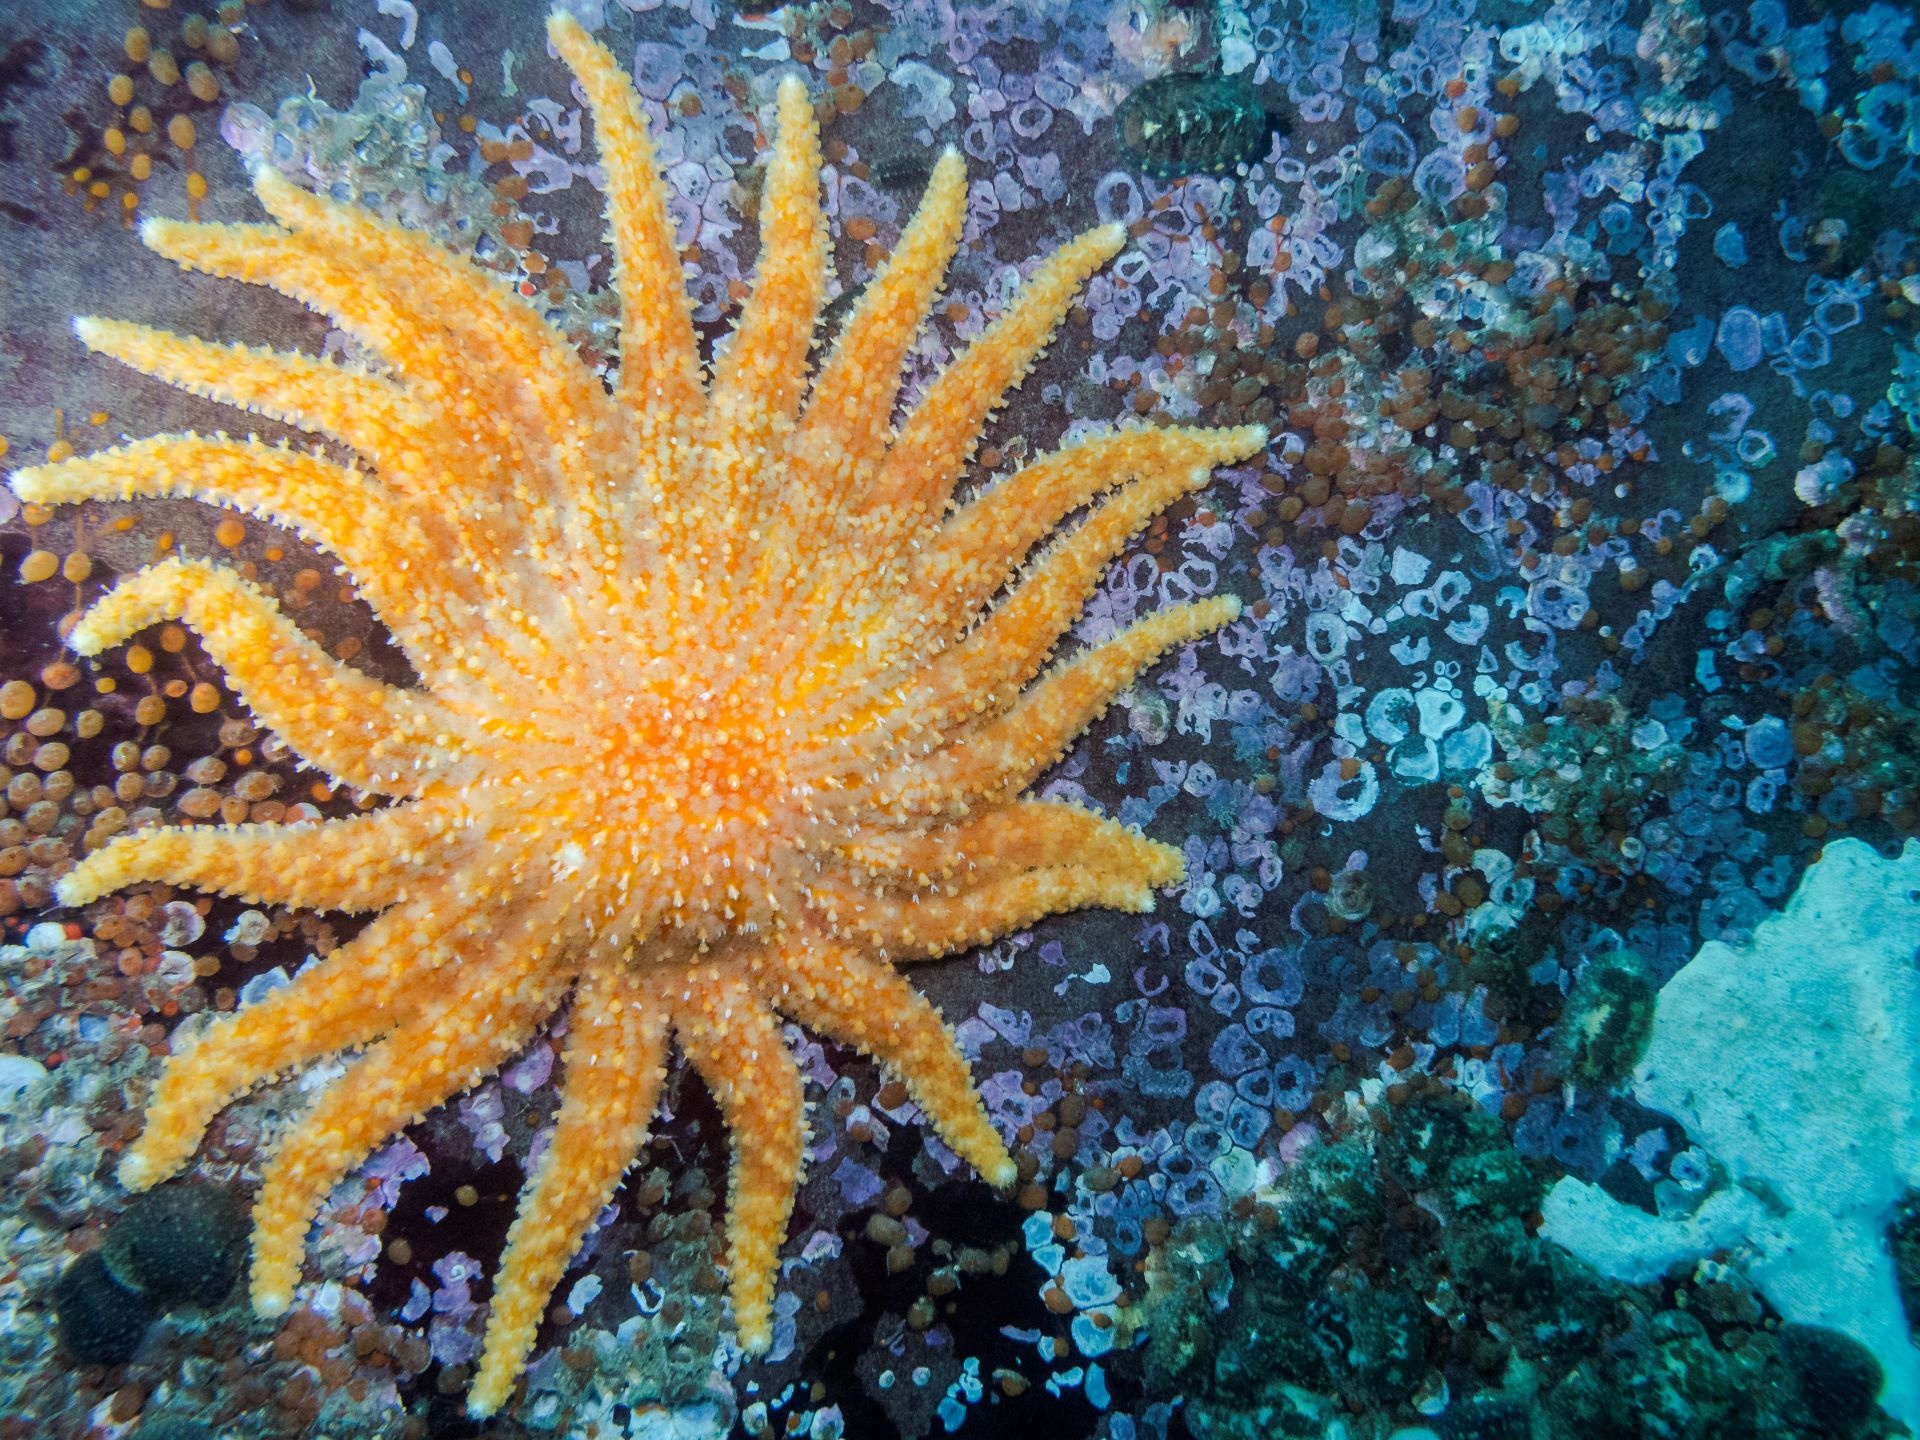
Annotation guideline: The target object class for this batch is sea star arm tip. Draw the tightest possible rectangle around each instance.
[1217,421,1270,461]
[63,806,436,916]
[543,6,588,49]
[114,1150,163,1193]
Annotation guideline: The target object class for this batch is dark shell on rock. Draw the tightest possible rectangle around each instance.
[1116,71,1280,179]
[52,1251,156,1365]
[100,1182,247,1309]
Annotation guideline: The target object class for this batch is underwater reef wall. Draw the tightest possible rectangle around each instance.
[1,0,1919,1435]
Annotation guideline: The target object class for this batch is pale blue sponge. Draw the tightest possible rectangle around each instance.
[1543,838,1920,1430]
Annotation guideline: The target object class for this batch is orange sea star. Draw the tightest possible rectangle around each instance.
[10,12,1264,1415]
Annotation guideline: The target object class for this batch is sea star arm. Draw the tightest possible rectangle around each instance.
[547,13,703,432]
[471,953,669,1418]
[760,942,1014,1184]
[879,595,1241,813]
[851,222,1127,548]
[688,75,827,588]
[71,317,419,464]
[247,168,612,502]
[837,800,1177,885]
[905,425,1269,643]
[674,965,806,1352]
[781,149,968,521]
[143,203,601,449]
[139,212,580,598]
[71,557,462,797]
[59,800,453,911]
[7,435,455,655]
[140,220,435,375]
[249,942,576,1315]
[894,454,1242,726]
[708,75,826,472]
[811,861,1168,959]
[117,899,474,1190]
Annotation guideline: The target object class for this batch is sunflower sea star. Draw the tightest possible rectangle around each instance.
[11,13,1264,1416]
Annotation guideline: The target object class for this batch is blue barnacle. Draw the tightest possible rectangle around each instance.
[1208,1023,1269,1077]
[1270,1055,1317,1112]
[1116,71,1281,179]
[1712,222,1748,267]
